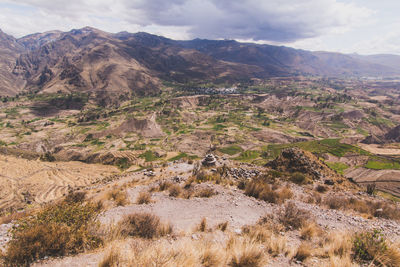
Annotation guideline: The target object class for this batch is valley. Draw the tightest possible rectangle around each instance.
[0,26,400,267]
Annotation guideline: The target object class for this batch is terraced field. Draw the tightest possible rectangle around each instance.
[0,154,119,210]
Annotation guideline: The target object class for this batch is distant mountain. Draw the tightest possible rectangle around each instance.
[1,27,400,98]
[0,29,25,95]
[177,39,399,77]
[350,54,400,71]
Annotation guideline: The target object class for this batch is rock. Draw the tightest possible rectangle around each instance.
[324,179,334,185]
[234,228,242,235]
[202,154,216,166]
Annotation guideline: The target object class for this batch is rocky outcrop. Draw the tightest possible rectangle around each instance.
[266,147,338,180]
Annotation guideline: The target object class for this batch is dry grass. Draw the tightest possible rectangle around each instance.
[242,223,287,257]
[217,221,229,232]
[99,236,267,267]
[323,231,352,258]
[324,195,400,220]
[107,188,129,206]
[327,255,358,267]
[168,184,182,197]
[195,187,217,198]
[118,213,172,239]
[99,248,121,267]
[279,202,310,230]
[293,243,312,262]
[300,221,321,240]
[244,179,292,204]
[136,191,152,204]
[228,238,266,267]
[158,180,173,191]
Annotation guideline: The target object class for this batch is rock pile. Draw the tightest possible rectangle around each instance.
[202,154,217,166]
[266,147,337,180]
[227,168,260,179]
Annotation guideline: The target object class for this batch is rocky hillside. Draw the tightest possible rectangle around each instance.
[362,125,400,144]
[1,27,400,98]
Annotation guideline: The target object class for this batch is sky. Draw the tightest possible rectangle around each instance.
[0,0,399,55]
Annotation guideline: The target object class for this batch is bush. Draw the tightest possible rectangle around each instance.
[198,217,207,232]
[107,188,128,206]
[245,179,292,204]
[279,202,310,230]
[195,188,217,198]
[366,183,376,195]
[119,213,172,239]
[229,241,265,267]
[136,192,152,204]
[158,180,172,191]
[315,184,328,193]
[290,172,308,184]
[168,184,182,197]
[353,229,390,264]
[64,191,86,203]
[2,199,102,266]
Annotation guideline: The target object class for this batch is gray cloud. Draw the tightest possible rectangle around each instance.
[2,0,370,42]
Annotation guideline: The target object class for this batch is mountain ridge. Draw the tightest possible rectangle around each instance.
[1,27,400,98]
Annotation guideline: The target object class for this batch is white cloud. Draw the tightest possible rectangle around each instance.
[0,0,371,42]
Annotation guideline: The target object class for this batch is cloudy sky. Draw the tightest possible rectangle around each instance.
[0,0,399,55]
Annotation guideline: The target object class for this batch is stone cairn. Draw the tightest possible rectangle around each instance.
[202,154,217,166]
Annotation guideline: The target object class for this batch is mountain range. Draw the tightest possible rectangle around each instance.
[1,26,400,97]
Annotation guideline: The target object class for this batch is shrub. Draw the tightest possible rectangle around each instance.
[217,221,228,232]
[366,183,376,195]
[315,184,328,193]
[279,202,310,230]
[278,187,293,201]
[352,229,393,265]
[245,179,292,204]
[168,184,182,197]
[136,192,152,204]
[64,191,86,203]
[229,241,265,267]
[158,180,172,191]
[300,222,320,240]
[290,172,308,184]
[2,199,102,266]
[198,217,207,232]
[324,196,346,210]
[119,213,172,239]
[195,188,217,198]
[107,188,128,206]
